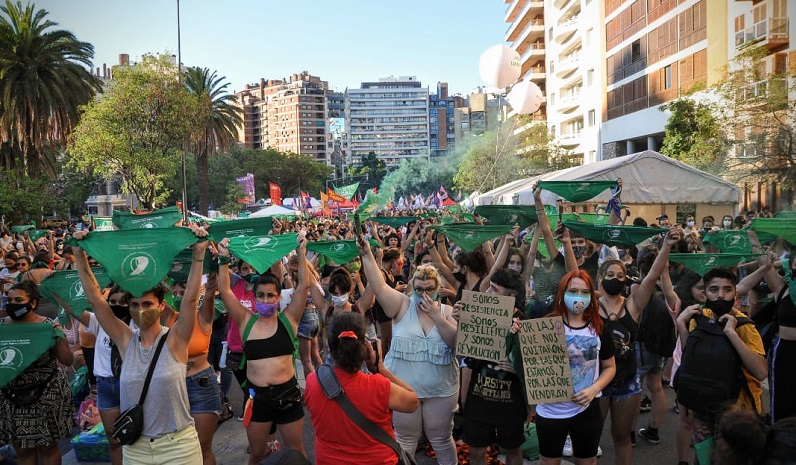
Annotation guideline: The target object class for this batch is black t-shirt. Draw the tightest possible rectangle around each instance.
[553,251,600,282]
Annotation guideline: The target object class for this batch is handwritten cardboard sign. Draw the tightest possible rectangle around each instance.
[455,290,514,363]
[518,317,573,404]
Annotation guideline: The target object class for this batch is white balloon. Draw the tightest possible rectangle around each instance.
[479,44,521,89]
[506,79,544,115]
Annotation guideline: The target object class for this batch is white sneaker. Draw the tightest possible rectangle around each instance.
[563,435,573,457]
[597,445,603,457]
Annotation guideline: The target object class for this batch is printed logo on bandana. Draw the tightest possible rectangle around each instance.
[723,234,747,251]
[504,213,519,223]
[702,256,718,267]
[0,347,23,369]
[121,253,156,280]
[244,237,275,250]
[70,280,85,299]
[568,183,592,195]
[140,222,157,229]
[331,242,350,253]
[463,230,476,240]
[171,262,184,272]
[602,228,626,242]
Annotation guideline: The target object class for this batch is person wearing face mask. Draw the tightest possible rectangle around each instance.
[0,251,21,309]
[0,282,74,465]
[675,267,767,461]
[310,267,375,338]
[534,270,617,465]
[217,238,310,463]
[53,283,132,465]
[590,228,679,465]
[71,226,208,465]
[721,215,734,230]
[279,254,324,379]
[357,238,460,465]
[224,259,258,419]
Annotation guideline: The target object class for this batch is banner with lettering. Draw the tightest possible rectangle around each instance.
[333,182,360,201]
[236,173,255,206]
[455,290,514,363]
[518,317,572,404]
[269,182,282,204]
[92,217,114,231]
[112,206,182,230]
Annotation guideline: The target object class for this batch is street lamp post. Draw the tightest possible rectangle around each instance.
[177,0,188,222]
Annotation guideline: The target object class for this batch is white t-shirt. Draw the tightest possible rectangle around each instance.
[0,268,20,294]
[535,323,608,419]
[86,312,135,378]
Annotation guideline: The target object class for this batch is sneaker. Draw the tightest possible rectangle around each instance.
[673,403,680,414]
[236,415,244,422]
[639,395,652,413]
[597,446,603,457]
[563,436,573,457]
[631,430,637,447]
[638,426,660,444]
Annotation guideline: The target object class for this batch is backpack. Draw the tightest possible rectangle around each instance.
[674,313,754,415]
[637,294,676,357]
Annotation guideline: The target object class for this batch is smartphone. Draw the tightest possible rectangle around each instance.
[370,339,380,362]
[354,214,363,236]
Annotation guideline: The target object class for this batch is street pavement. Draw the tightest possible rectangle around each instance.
[61,363,754,464]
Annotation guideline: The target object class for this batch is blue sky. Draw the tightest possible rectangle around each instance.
[36,0,507,96]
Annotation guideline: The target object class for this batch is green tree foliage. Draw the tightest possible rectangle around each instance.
[218,182,245,216]
[659,96,729,174]
[0,1,102,177]
[68,54,205,210]
[381,154,459,199]
[348,152,387,191]
[184,67,242,216]
[0,169,59,224]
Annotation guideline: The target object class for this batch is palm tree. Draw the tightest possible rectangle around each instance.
[0,1,101,177]
[184,66,242,215]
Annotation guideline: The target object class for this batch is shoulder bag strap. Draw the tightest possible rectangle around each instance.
[137,330,169,405]
[316,365,406,460]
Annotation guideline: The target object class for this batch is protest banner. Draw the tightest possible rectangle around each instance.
[518,316,573,404]
[455,290,514,363]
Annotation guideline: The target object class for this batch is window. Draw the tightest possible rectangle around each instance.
[587,69,594,86]
[586,28,593,46]
[588,110,596,126]
[631,40,641,63]
[664,65,672,89]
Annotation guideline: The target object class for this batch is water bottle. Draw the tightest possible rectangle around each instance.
[219,341,228,369]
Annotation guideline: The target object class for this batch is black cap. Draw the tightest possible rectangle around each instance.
[656,214,669,220]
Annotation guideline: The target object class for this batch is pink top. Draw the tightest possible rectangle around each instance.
[227,279,254,352]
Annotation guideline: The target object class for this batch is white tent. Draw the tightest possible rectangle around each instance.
[248,204,302,218]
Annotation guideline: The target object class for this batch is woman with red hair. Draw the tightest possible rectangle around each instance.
[534,270,617,465]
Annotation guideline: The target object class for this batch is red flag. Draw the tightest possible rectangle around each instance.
[328,188,346,203]
[269,183,281,204]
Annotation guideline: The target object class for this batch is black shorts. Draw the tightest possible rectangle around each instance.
[535,401,603,459]
[249,377,304,425]
[462,417,525,449]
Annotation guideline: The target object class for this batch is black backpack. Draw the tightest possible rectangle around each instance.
[637,294,676,357]
[674,313,754,415]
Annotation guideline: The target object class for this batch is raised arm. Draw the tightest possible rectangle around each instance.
[748,231,786,298]
[283,240,310,326]
[71,232,133,352]
[533,186,561,262]
[400,221,420,255]
[216,238,253,331]
[736,259,771,296]
[560,227,579,273]
[480,233,512,292]
[357,236,407,319]
[523,226,541,283]
[627,228,680,320]
[171,230,207,354]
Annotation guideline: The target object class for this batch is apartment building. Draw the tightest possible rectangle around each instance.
[235,71,330,163]
[453,90,510,141]
[345,76,430,168]
[503,0,548,122]
[430,82,464,157]
[600,0,725,159]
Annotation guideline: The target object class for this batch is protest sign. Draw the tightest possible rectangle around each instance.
[518,317,573,404]
[455,290,514,363]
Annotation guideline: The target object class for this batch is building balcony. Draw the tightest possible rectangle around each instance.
[558,131,582,147]
[555,55,580,78]
[505,1,545,40]
[555,16,580,44]
[525,66,546,82]
[513,18,546,48]
[554,0,574,11]
[735,17,789,51]
[520,42,546,65]
[557,92,582,113]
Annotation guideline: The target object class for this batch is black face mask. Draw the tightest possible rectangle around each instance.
[572,246,587,259]
[453,271,466,283]
[110,304,130,322]
[705,299,734,318]
[602,278,626,296]
[6,302,32,320]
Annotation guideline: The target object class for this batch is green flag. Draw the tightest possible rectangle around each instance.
[750,218,796,245]
[207,217,274,242]
[307,239,381,265]
[702,230,754,254]
[775,210,796,219]
[0,323,61,388]
[92,217,114,231]
[538,180,617,203]
[65,227,199,297]
[168,248,218,283]
[562,220,667,247]
[112,206,183,230]
[368,216,420,228]
[572,213,610,225]
[27,229,50,242]
[11,224,34,234]
[429,223,513,252]
[227,233,298,274]
[474,205,538,229]
[668,253,764,277]
[355,190,390,216]
[39,269,113,316]
[333,182,360,201]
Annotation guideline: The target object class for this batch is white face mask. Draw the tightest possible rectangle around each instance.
[723,220,732,227]
[507,264,522,273]
[686,221,695,228]
[331,294,348,307]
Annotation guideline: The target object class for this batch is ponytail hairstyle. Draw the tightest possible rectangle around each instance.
[550,270,602,335]
[327,311,368,373]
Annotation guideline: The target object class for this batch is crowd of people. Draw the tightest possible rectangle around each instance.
[1,185,795,465]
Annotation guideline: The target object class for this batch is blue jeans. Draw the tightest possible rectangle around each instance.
[186,366,221,416]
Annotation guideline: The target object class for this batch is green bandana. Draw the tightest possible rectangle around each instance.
[92,217,114,231]
[112,206,183,230]
[227,234,298,275]
[429,223,513,252]
[702,230,753,254]
[65,227,199,297]
[0,323,62,388]
[418,212,440,219]
[536,239,562,260]
[39,269,112,316]
[207,217,274,242]
[566,213,610,225]
[27,229,50,242]
[562,221,667,247]
[474,205,537,230]
[781,258,796,305]
[668,253,764,276]
[775,210,796,219]
[537,180,617,203]
[306,239,381,265]
[11,225,34,234]
[333,182,360,201]
[437,216,457,225]
[168,248,218,283]
[367,216,420,228]
[750,218,796,245]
